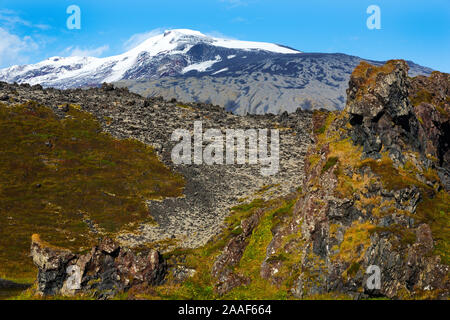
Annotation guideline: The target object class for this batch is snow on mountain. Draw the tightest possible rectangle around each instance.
[0,29,300,88]
[0,28,432,114]
[182,55,223,74]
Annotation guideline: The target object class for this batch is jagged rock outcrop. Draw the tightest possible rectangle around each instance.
[410,71,450,189]
[347,60,420,161]
[31,234,166,298]
[347,60,449,188]
[257,60,449,299]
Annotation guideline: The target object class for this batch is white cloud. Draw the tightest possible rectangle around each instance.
[123,28,164,50]
[0,27,38,67]
[63,45,110,57]
[0,9,51,30]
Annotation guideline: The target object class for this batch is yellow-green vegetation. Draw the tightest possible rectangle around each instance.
[129,198,268,300]
[176,104,194,111]
[309,102,449,288]
[334,221,375,263]
[328,137,362,167]
[360,156,423,190]
[224,198,298,300]
[370,225,416,247]
[416,190,450,264]
[321,156,338,173]
[0,102,185,280]
[255,184,280,196]
[358,155,449,263]
[326,137,366,198]
[409,87,449,117]
[435,104,449,117]
[129,194,301,300]
[352,60,397,100]
[308,153,321,169]
[410,89,433,107]
[330,135,447,265]
[314,111,338,143]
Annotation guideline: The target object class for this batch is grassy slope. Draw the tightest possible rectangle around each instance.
[124,191,349,300]
[130,196,297,300]
[0,102,184,281]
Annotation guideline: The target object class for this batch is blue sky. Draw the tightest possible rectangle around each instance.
[1,0,449,71]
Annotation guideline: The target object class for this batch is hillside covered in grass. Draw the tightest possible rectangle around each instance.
[0,101,184,281]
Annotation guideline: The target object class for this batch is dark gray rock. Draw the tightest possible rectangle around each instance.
[30,235,167,298]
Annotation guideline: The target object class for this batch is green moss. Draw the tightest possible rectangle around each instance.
[370,225,417,247]
[223,204,288,300]
[417,116,424,125]
[359,155,448,264]
[313,112,337,143]
[231,226,243,235]
[410,88,448,117]
[315,125,326,135]
[435,104,448,117]
[352,61,398,97]
[239,211,274,268]
[308,154,321,170]
[223,196,302,300]
[416,190,450,264]
[334,222,375,263]
[322,157,339,173]
[312,110,328,135]
[266,252,289,263]
[0,102,185,280]
[131,195,301,300]
[256,184,279,195]
[346,262,360,279]
[410,89,433,107]
[359,156,430,191]
[231,198,265,213]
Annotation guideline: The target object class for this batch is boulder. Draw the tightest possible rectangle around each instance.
[30,234,167,298]
[346,60,449,189]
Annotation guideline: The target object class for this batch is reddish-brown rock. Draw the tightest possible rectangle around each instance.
[30,234,166,298]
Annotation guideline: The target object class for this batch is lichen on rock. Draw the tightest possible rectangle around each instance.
[277,60,450,299]
[30,234,166,299]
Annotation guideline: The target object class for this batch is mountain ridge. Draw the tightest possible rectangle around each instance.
[0,29,300,87]
[0,29,433,114]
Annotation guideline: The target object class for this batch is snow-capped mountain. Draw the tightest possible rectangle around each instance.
[0,29,300,88]
[0,29,432,114]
